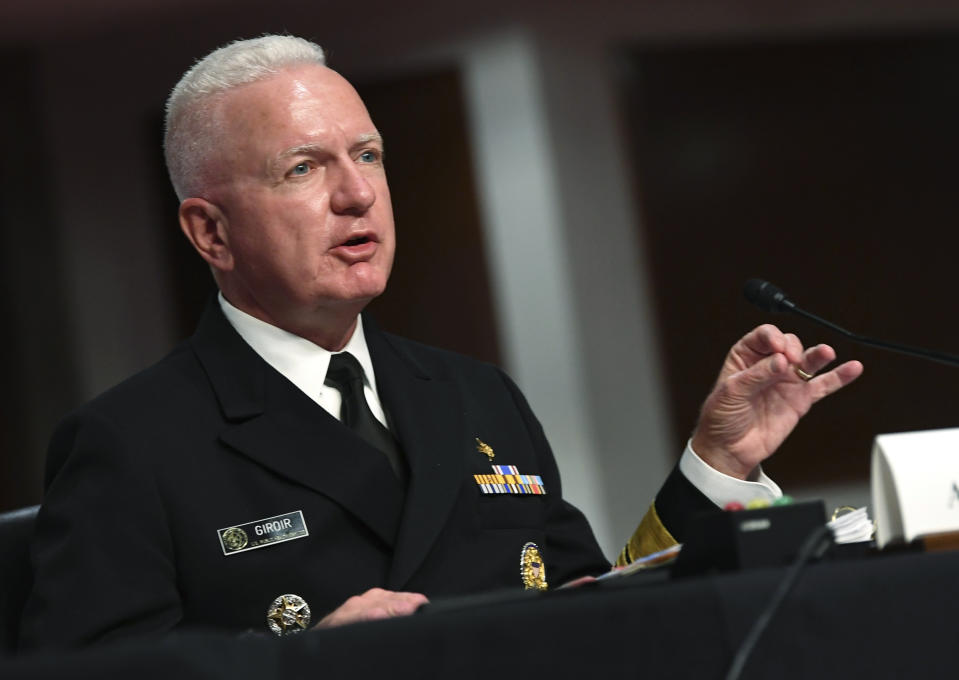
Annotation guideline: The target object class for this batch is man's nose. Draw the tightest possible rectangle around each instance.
[329,161,376,215]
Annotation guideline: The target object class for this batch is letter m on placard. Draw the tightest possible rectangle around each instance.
[950,482,959,509]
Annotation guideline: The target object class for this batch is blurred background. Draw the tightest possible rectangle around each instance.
[2,0,958,556]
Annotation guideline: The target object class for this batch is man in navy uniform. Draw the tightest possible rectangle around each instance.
[20,35,862,646]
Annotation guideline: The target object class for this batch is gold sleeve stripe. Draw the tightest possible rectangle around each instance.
[614,502,678,567]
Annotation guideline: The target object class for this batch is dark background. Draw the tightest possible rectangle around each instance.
[622,31,959,486]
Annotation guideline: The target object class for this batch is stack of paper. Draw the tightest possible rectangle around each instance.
[828,507,874,543]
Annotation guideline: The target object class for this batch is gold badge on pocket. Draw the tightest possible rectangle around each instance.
[520,542,548,591]
[266,593,311,636]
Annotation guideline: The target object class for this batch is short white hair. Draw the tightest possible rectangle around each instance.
[164,35,327,200]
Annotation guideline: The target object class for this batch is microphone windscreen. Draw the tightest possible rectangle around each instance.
[743,279,791,312]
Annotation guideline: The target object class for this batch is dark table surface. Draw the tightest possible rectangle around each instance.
[4,547,957,679]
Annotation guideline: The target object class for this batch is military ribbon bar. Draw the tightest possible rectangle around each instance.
[474,465,546,495]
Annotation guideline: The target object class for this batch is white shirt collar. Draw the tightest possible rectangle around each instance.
[217,293,381,413]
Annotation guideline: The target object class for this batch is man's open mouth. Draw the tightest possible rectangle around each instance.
[342,235,371,247]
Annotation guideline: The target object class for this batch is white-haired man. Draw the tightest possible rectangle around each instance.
[20,35,861,647]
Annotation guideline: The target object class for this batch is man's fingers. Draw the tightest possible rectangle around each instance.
[740,324,786,358]
[727,352,791,398]
[316,588,429,629]
[735,325,804,367]
[385,592,429,616]
[364,593,426,620]
[796,344,837,378]
[726,347,862,407]
[782,333,804,365]
[809,360,864,401]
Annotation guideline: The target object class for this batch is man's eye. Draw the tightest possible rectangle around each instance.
[358,150,380,163]
[290,162,310,176]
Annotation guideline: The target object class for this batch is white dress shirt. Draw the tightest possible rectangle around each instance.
[218,293,390,428]
[680,441,781,507]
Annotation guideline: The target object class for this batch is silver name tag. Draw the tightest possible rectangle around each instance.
[217,510,308,556]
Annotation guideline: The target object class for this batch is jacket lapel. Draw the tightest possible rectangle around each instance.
[365,321,468,589]
[190,301,403,547]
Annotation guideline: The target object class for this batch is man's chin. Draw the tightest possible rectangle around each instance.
[324,281,388,310]
[350,267,390,300]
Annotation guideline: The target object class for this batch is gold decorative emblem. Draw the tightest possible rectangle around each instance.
[475,437,495,461]
[222,527,248,551]
[267,593,311,636]
[520,542,548,591]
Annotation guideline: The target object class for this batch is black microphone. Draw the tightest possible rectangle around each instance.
[743,279,795,313]
[743,278,959,368]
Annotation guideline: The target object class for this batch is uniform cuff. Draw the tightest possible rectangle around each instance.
[615,503,678,566]
[679,440,782,508]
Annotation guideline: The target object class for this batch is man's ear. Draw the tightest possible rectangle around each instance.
[179,198,234,272]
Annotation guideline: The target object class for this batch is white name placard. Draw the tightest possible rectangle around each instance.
[871,427,959,548]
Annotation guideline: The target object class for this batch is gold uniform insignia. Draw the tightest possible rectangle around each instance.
[475,438,495,461]
[266,593,311,636]
[520,542,548,591]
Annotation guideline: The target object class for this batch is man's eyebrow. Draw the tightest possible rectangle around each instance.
[354,132,385,149]
[270,144,323,172]
[272,133,385,166]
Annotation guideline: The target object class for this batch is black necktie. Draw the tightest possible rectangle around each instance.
[325,352,406,482]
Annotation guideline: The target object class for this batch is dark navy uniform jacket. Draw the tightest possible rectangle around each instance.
[20,301,708,648]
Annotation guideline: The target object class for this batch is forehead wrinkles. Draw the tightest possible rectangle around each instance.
[288,88,375,142]
[197,68,380,188]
